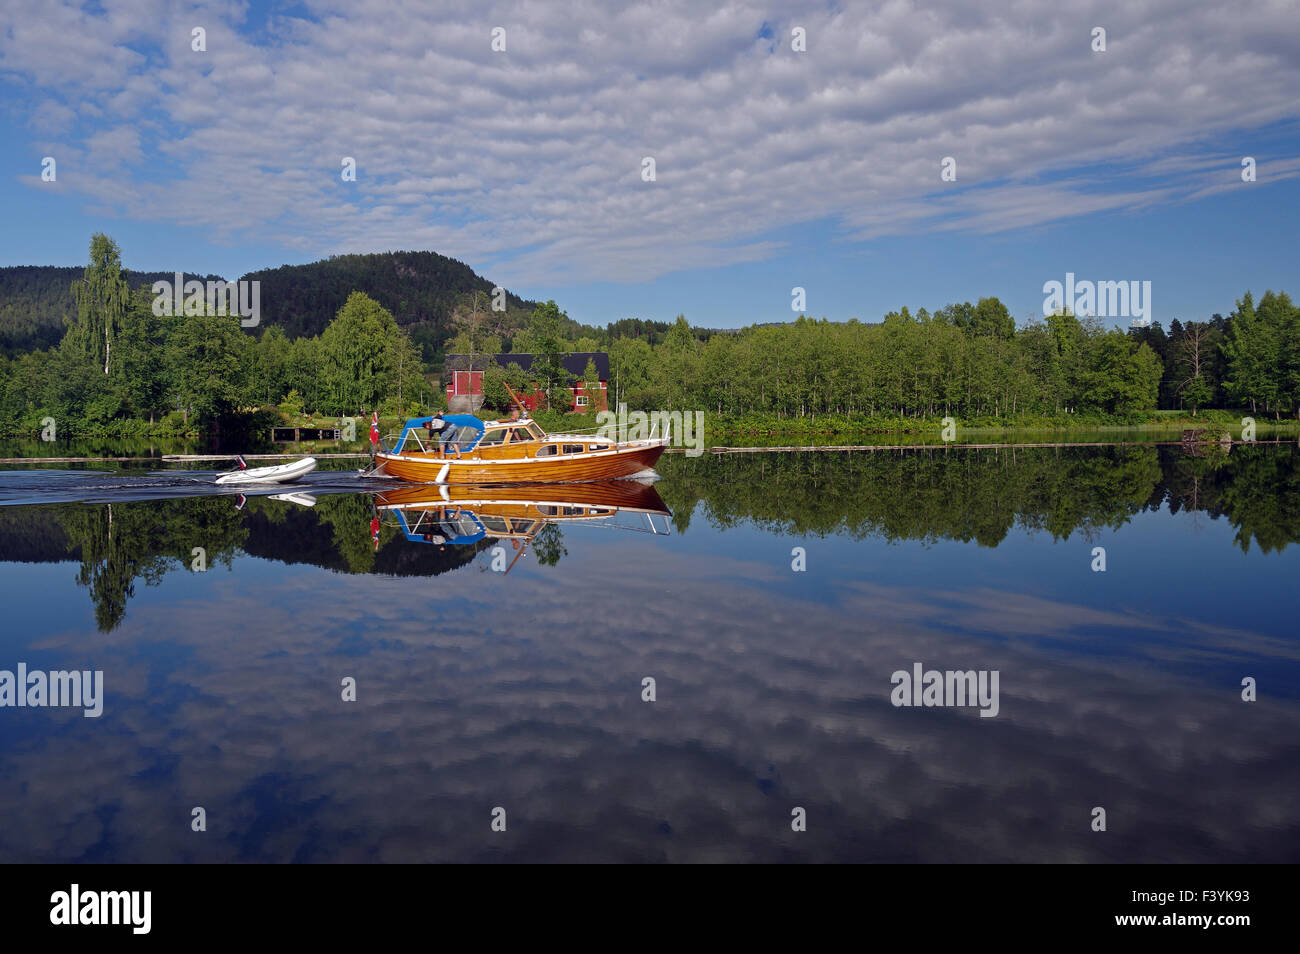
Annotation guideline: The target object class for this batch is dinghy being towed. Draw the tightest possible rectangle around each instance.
[215,456,317,485]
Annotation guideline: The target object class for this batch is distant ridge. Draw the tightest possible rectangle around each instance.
[0,250,537,360]
[236,250,537,360]
[0,265,223,355]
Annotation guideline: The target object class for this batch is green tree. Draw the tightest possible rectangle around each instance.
[318,292,405,415]
[480,359,509,413]
[581,356,602,413]
[70,233,131,375]
[253,325,294,406]
[385,322,424,415]
[970,297,1015,339]
[1081,332,1161,414]
[1221,292,1280,414]
[522,300,571,409]
[286,336,323,411]
[1044,309,1087,411]
[111,287,167,422]
[163,312,250,424]
[657,314,700,409]
[609,337,653,408]
[1255,291,1299,415]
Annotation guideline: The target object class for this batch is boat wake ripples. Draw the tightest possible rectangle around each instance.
[0,469,374,507]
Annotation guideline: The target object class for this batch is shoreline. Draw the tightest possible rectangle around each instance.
[2,438,1296,466]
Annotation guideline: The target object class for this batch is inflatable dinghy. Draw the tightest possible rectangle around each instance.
[269,491,318,507]
[215,456,317,485]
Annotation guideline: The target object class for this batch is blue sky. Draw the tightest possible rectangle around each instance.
[1,0,1297,330]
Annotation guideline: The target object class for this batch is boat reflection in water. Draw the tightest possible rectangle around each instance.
[374,479,671,571]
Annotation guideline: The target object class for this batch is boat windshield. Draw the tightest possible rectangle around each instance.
[397,414,484,452]
[442,425,480,448]
[440,513,481,538]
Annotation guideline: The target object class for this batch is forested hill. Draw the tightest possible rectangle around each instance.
[0,266,223,356]
[235,250,537,358]
[0,250,537,360]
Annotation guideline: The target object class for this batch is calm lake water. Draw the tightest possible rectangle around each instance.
[0,444,1297,862]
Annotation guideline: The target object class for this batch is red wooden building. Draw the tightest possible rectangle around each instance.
[444,352,609,413]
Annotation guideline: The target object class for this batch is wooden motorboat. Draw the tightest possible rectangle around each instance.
[370,413,667,484]
[215,456,317,485]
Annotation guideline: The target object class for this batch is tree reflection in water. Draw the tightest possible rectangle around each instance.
[1,443,1295,631]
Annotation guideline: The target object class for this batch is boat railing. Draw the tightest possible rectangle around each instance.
[388,430,637,455]
[385,416,667,455]
[501,433,666,450]
[556,510,672,536]
[386,429,483,454]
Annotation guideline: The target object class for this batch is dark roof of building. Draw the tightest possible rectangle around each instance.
[444,352,609,379]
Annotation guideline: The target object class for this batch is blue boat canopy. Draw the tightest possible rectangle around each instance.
[395,508,485,546]
[394,414,484,452]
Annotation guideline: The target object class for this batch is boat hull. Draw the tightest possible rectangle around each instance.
[373,442,666,484]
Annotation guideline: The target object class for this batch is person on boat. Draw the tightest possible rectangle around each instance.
[424,412,449,451]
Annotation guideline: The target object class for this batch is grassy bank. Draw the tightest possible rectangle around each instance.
[526,407,1299,439]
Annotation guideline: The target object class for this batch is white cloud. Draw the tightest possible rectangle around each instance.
[1,0,1297,283]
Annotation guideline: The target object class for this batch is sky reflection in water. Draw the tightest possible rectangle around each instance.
[0,445,1297,862]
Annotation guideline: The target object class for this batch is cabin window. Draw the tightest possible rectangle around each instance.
[535,444,557,457]
[480,428,507,445]
[562,444,585,455]
[525,423,544,440]
[508,427,532,443]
